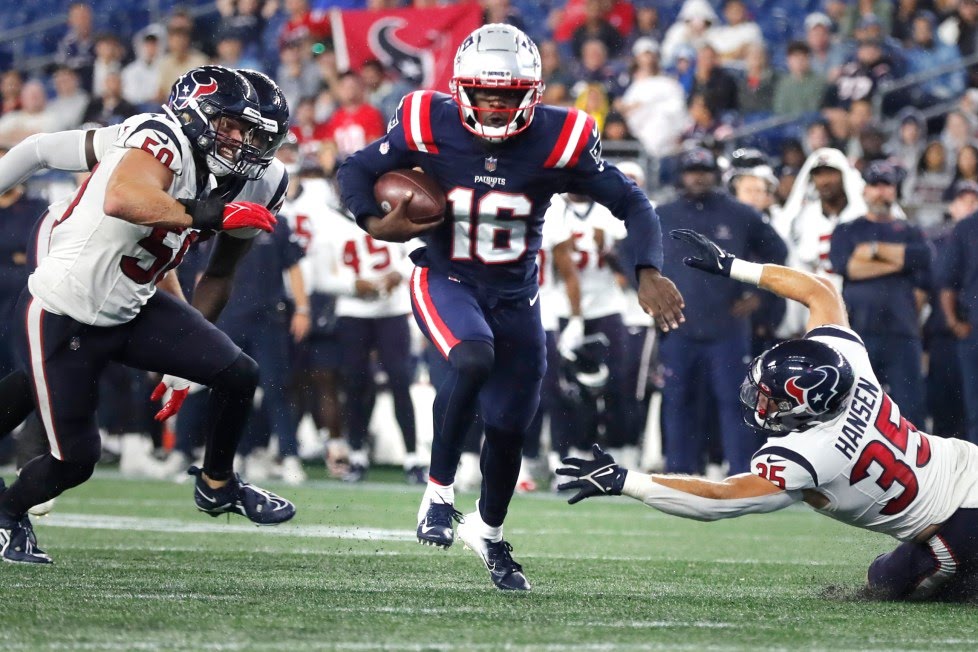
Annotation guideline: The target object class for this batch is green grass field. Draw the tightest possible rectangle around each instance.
[0,469,974,651]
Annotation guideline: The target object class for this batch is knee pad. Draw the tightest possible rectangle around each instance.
[212,352,260,396]
[449,341,494,384]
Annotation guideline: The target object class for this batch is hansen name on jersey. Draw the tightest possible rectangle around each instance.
[338,91,663,300]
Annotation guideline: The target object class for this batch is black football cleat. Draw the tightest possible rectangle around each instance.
[416,501,462,548]
[458,518,530,591]
[189,466,295,526]
[0,480,52,565]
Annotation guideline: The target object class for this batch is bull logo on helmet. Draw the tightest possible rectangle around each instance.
[784,365,841,415]
[170,74,219,110]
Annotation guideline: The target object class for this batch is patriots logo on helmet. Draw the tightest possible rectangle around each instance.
[170,74,219,110]
[784,365,841,415]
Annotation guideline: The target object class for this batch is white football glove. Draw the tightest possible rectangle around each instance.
[558,316,585,360]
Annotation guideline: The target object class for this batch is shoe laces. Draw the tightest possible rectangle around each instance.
[427,502,463,528]
[486,540,522,573]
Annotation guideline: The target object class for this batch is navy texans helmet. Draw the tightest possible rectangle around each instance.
[237,69,290,179]
[740,338,855,434]
[165,65,264,177]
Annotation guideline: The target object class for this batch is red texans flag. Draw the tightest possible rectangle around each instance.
[330,2,482,92]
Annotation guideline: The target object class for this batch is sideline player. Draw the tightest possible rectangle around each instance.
[338,24,684,590]
[557,229,978,601]
[0,66,295,564]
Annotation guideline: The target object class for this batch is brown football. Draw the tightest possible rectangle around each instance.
[374,169,446,225]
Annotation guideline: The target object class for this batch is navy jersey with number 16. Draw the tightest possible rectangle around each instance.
[338,91,663,300]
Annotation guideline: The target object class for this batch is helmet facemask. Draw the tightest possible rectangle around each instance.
[451,78,543,141]
[198,100,266,178]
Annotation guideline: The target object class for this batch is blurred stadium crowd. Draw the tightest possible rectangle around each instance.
[1,0,978,491]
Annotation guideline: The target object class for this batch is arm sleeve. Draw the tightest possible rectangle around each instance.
[0,129,99,194]
[336,95,419,231]
[621,472,799,521]
[565,128,664,271]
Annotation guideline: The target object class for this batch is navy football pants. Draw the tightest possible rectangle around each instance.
[410,266,546,525]
[868,508,978,600]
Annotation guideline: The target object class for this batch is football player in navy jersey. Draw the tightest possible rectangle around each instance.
[338,23,684,591]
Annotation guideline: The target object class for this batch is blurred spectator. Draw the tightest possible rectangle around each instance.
[573,83,610,132]
[681,92,720,144]
[662,0,718,65]
[216,0,266,60]
[822,37,895,111]
[91,34,125,99]
[56,1,95,90]
[571,0,625,59]
[780,138,806,170]
[214,34,262,71]
[617,37,686,158]
[841,0,894,37]
[803,118,833,154]
[886,108,928,175]
[482,0,527,34]
[318,71,385,161]
[601,111,632,142]
[907,10,965,104]
[47,65,89,131]
[156,15,209,102]
[0,70,23,116]
[540,40,574,105]
[629,4,663,45]
[938,0,978,87]
[552,0,633,48]
[944,143,978,200]
[708,0,763,66]
[907,140,953,223]
[829,161,930,427]
[940,110,977,163]
[289,96,320,154]
[0,81,56,146]
[937,180,978,443]
[893,0,931,45]
[853,124,888,172]
[361,59,413,122]
[923,180,975,440]
[277,39,321,113]
[670,44,697,96]
[122,27,164,109]
[657,147,787,475]
[805,12,848,82]
[572,39,628,100]
[774,41,827,117]
[822,0,848,28]
[279,0,331,49]
[736,44,776,115]
[690,44,738,116]
[82,71,137,126]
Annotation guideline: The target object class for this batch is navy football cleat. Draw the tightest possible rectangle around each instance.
[0,481,52,565]
[417,501,462,548]
[457,518,530,591]
[188,466,295,526]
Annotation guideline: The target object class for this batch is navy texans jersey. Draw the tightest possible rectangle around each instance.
[338,91,663,300]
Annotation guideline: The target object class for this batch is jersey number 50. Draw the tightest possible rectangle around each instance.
[447,188,532,264]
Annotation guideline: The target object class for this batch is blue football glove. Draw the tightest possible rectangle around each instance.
[670,229,736,277]
[556,444,628,505]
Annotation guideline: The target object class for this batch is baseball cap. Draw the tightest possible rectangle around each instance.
[954,180,978,198]
[862,160,901,186]
[804,12,832,30]
[632,37,660,57]
[679,147,718,172]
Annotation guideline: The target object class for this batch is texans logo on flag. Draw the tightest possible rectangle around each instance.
[170,74,219,110]
[368,18,433,86]
[784,366,841,414]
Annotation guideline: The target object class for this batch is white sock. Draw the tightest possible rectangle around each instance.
[425,480,454,505]
[349,449,369,467]
[471,503,503,542]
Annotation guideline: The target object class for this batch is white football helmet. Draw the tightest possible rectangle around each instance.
[449,24,544,141]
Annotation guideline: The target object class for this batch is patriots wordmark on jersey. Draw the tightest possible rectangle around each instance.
[338,90,663,301]
[751,325,978,542]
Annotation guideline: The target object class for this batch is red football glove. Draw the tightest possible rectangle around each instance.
[151,375,192,421]
[221,201,276,233]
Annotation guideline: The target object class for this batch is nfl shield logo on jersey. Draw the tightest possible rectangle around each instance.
[485,156,497,172]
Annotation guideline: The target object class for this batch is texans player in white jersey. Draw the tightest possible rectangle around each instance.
[558,229,978,601]
[0,66,296,564]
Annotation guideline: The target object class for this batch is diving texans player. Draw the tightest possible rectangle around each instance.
[558,229,978,602]
[338,24,685,590]
[0,66,295,564]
